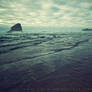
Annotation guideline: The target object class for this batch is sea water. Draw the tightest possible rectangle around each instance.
[0,30,92,92]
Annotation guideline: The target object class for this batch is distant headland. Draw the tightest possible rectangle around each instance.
[8,23,22,33]
[82,28,92,31]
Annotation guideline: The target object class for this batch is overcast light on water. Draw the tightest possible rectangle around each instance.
[0,0,92,92]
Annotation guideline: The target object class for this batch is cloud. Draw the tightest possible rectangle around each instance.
[0,0,92,27]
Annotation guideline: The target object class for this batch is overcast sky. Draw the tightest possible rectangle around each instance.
[0,0,92,27]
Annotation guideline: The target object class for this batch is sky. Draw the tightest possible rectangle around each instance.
[0,0,92,27]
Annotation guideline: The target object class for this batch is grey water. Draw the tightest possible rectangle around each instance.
[0,30,92,92]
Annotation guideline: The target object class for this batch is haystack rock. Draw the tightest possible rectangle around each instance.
[8,23,22,33]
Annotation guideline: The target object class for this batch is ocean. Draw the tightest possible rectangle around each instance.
[0,30,92,92]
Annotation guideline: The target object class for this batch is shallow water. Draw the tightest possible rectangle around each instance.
[0,31,92,92]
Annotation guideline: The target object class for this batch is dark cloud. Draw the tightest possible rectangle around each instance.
[51,6,60,12]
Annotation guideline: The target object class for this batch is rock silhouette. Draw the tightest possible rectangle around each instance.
[8,23,22,33]
[82,28,92,31]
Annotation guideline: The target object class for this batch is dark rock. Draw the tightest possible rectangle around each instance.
[8,23,22,33]
[82,28,92,31]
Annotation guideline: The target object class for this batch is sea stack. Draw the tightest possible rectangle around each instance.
[8,23,22,33]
